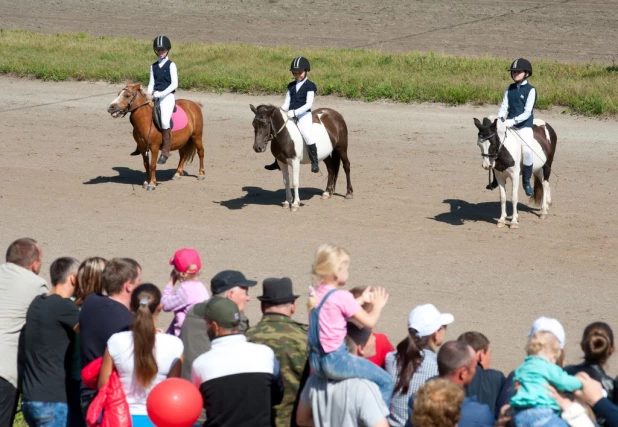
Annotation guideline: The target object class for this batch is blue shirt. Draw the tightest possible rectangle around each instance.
[406,393,495,427]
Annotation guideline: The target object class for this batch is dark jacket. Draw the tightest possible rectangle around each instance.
[565,362,618,404]
[465,363,506,415]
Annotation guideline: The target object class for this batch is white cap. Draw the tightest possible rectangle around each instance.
[408,304,454,337]
[528,317,566,349]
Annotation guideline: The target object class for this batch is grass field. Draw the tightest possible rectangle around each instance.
[1,29,617,116]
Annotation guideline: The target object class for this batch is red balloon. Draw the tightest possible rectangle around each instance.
[147,378,203,427]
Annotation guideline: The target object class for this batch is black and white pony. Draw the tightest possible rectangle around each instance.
[474,117,558,228]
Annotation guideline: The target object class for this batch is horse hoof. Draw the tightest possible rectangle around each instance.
[345,193,354,200]
[291,205,299,212]
[172,174,181,180]
[197,175,205,181]
[282,202,290,209]
[540,214,548,220]
[146,185,156,192]
[321,192,331,200]
[496,221,506,228]
[143,181,148,189]
[509,223,519,229]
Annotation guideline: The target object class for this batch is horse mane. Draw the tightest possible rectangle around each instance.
[256,104,278,116]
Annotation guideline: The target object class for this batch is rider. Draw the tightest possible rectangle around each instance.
[134,35,178,165]
[265,56,319,173]
[488,58,537,196]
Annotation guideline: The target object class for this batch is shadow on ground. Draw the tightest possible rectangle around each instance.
[83,167,191,185]
[215,186,323,210]
[432,198,539,226]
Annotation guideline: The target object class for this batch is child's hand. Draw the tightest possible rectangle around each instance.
[371,287,389,308]
[360,287,373,304]
[495,404,512,427]
[170,270,178,285]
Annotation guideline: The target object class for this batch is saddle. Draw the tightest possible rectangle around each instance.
[152,101,177,132]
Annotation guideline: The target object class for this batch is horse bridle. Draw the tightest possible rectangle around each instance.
[478,131,506,159]
[254,112,288,141]
[117,87,151,117]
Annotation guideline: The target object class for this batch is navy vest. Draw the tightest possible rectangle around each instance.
[507,82,535,128]
[152,60,175,93]
[288,79,317,111]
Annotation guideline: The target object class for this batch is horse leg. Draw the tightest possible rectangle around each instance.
[280,163,292,209]
[291,159,301,212]
[146,147,159,191]
[141,151,150,188]
[496,173,508,227]
[540,179,551,219]
[510,173,520,229]
[174,145,188,180]
[339,147,353,199]
[196,136,206,180]
[322,155,336,199]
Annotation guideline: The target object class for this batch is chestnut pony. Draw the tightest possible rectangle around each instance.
[107,83,205,191]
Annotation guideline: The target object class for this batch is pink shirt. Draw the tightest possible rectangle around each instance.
[162,280,210,336]
[313,284,362,353]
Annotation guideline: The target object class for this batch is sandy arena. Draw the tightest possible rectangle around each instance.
[1,0,617,373]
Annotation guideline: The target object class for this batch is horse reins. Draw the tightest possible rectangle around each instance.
[117,87,152,118]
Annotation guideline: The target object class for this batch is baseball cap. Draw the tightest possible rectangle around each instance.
[528,317,566,349]
[210,270,257,295]
[193,297,241,328]
[169,248,201,274]
[408,304,454,337]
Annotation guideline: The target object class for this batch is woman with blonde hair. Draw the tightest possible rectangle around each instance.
[73,257,107,306]
[98,283,183,426]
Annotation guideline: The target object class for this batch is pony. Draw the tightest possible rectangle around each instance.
[250,104,353,211]
[107,83,205,191]
[473,117,558,228]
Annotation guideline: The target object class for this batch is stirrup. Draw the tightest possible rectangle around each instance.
[157,154,169,165]
[130,148,140,156]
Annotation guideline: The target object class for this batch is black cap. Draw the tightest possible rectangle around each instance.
[211,270,257,295]
[193,297,241,328]
[257,277,299,304]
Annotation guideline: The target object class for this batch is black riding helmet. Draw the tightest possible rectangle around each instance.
[290,56,311,72]
[509,58,533,77]
[153,36,172,53]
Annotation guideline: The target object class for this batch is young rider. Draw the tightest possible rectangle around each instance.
[488,58,537,196]
[137,36,178,165]
[265,56,319,173]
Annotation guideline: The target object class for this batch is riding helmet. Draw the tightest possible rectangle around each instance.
[509,58,533,76]
[153,36,172,52]
[290,56,311,72]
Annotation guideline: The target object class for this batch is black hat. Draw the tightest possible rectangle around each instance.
[211,270,257,295]
[153,36,172,52]
[509,58,533,76]
[257,277,299,304]
[193,297,241,328]
[290,56,311,72]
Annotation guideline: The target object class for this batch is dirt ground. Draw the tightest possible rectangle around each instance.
[1,0,618,374]
[2,0,618,63]
[1,76,617,373]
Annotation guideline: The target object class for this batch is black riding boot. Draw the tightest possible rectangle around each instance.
[264,160,280,171]
[130,146,140,156]
[522,164,534,196]
[307,144,319,173]
[486,175,498,190]
[158,129,172,165]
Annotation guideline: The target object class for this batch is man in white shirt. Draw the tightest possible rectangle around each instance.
[296,323,389,427]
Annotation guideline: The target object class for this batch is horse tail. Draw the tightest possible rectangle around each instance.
[184,137,198,164]
[532,174,543,206]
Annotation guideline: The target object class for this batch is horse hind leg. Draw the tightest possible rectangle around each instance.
[174,146,188,180]
[540,180,551,219]
[322,152,340,199]
[338,146,353,199]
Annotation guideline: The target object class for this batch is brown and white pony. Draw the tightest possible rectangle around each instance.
[474,117,558,228]
[107,83,205,191]
[250,104,353,211]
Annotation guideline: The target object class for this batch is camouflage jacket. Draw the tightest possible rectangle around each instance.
[245,313,308,427]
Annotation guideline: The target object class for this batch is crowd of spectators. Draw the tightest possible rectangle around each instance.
[1,237,617,427]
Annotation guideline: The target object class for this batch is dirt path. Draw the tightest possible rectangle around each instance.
[2,0,617,63]
[1,77,617,372]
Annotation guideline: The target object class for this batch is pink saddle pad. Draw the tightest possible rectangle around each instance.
[171,106,188,132]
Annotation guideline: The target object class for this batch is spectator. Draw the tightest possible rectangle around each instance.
[0,237,47,426]
[98,283,183,426]
[574,372,618,427]
[180,270,256,381]
[162,248,209,336]
[407,341,495,427]
[69,256,107,426]
[386,303,453,427]
[350,286,395,369]
[246,277,308,427]
[566,322,618,405]
[457,331,505,414]
[412,378,464,427]
[511,330,582,426]
[297,323,390,427]
[21,257,80,426]
[78,258,141,415]
[191,297,283,426]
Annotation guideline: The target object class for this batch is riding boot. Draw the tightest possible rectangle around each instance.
[157,129,172,165]
[486,175,498,190]
[522,164,534,196]
[307,144,320,173]
[130,146,140,156]
[264,160,281,171]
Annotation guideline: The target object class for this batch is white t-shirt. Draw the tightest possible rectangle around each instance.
[107,331,184,415]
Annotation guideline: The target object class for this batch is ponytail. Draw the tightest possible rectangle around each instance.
[130,283,161,388]
[394,328,430,394]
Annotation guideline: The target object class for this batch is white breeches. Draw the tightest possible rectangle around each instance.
[158,94,175,130]
[296,112,315,146]
[514,126,534,166]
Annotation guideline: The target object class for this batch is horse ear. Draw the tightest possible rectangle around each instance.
[250,104,257,114]
[492,118,498,129]
[473,118,482,130]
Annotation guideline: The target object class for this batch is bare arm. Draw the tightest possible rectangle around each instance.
[167,355,183,378]
[296,401,314,427]
[351,287,389,329]
[98,349,114,388]
[372,419,389,427]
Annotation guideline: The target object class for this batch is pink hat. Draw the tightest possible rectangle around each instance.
[169,248,202,274]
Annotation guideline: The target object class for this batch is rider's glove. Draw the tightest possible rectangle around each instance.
[153,91,162,99]
[504,119,516,128]
[287,110,296,119]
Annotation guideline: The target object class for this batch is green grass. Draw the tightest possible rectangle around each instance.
[1,29,618,116]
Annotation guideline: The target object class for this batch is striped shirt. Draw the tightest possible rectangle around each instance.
[385,348,438,427]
